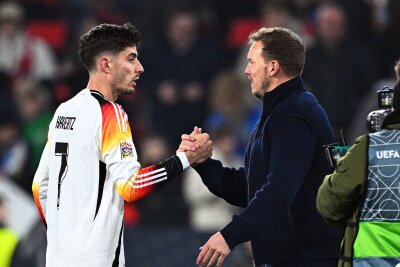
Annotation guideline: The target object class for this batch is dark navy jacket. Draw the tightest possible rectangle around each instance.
[194,77,342,265]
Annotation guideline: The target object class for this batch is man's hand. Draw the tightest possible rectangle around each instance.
[178,126,213,165]
[178,126,203,152]
[197,232,230,267]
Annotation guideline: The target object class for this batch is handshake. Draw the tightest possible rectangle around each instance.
[178,126,213,166]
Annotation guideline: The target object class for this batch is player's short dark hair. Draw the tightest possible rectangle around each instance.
[248,27,305,77]
[79,23,142,71]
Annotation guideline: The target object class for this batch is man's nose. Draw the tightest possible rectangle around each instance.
[137,60,144,73]
[244,64,250,75]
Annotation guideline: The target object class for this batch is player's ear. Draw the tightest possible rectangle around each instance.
[99,56,112,74]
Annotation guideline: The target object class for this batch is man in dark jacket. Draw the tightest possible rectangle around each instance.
[180,27,342,267]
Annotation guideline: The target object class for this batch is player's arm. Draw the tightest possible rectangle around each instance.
[115,152,189,202]
[99,102,195,202]
[32,112,57,227]
[115,135,212,202]
[32,141,50,226]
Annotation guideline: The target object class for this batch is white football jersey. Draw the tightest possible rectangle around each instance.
[32,89,188,267]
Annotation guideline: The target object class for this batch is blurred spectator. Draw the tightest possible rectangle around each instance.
[52,15,97,104]
[0,101,29,191]
[367,0,389,33]
[183,126,253,267]
[86,0,127,24]
[21,0,62,20]
[134,134,189,225]
[302,1,377,141]
[14,78,52,179]
[260,0,314,45]
[211,0,260,38]
[140,4,222,148]
[205,70,259,156]
[209,0,260,66]
[0,177,46,267]
[0,1,56,94]
[336,0,374,42]
[286,0,322,17]
[376,0,400,80]
[0,195,20,267]
[13,220,46,267]
[183,126,242,232]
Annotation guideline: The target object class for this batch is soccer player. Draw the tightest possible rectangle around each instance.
[32,23,212,267]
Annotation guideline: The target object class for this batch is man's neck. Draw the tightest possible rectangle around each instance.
[266,76,295,93]
[86,75,116,102]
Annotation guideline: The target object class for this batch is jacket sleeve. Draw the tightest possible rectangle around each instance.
[220,116,316,249]
[100,102,187,202]
[316,135,367,228]
[193,159,248,208]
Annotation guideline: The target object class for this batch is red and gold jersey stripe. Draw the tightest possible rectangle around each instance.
[32,181,47,226]
[100,102,132,159]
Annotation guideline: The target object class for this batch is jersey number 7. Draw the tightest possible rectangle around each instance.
[55,142,69,209]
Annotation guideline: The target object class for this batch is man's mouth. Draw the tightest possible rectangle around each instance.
[132,77,140,86]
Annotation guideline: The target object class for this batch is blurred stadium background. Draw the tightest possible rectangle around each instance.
[0,0,399,266]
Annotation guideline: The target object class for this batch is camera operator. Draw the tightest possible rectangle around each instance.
[316,59,400,267]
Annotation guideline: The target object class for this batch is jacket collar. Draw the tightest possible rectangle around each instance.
[261,76,305,119]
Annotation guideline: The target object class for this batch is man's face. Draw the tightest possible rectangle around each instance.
[167,13,198,51]
[317,6,346,46]
[111,46,144,96]
[245,41,270,99]
[0,20,19,37]
[0,123,18,151]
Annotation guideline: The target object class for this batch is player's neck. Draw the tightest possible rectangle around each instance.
[87,77,116,102]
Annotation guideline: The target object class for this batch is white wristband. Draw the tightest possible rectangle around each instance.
[176,151,190,170]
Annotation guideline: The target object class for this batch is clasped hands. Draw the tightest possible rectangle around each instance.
[178,126,213,165]
[178,127,231,267]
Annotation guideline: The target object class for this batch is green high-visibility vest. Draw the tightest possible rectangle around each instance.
[353,129,400,266]
[0,228,19,267]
